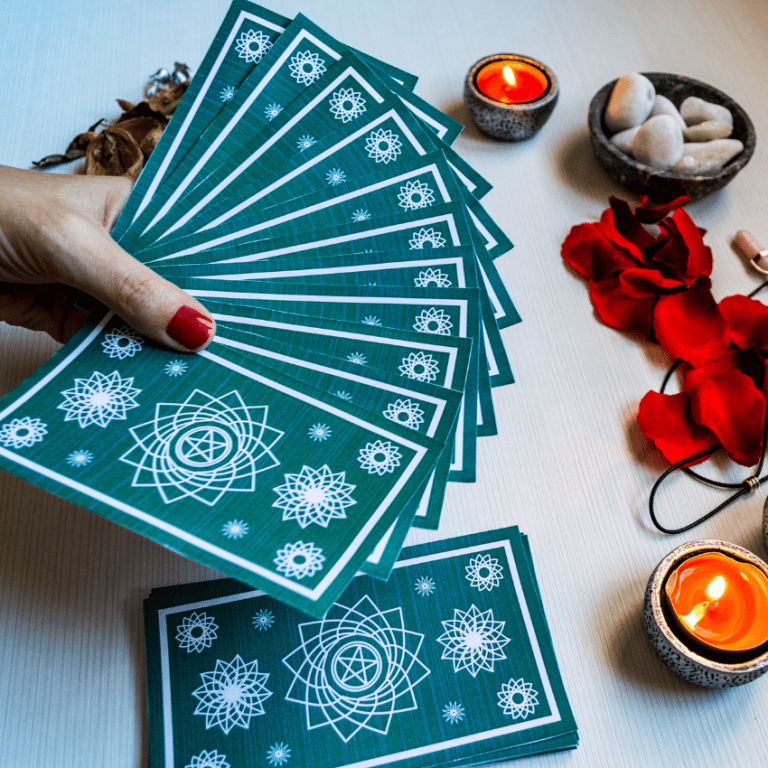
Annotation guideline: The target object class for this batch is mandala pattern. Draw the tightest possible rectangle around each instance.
[414,576,435,596]
[351,209,370,222]
[101,326,143,359]
[437,605,511,677]
[399,351,440,383]
[297,134,316,151]
[176,611,218,653]
[357,440,402,475]
[234,29,272,63]
[253,609,275,630]
[328,87,366,122]
[192,655,272,734]
[397,180,435,211]
[415,268,452,288]
[266,742,291,766]
[326,168,347,186]
[219,85,236,102]
[0,417,47,449]
[288,50,327,85]
[413,307,453,335]
[442,701,465,724]
[346,351,367,365]
[282,595,431,742]
[184,749,230,768]
[58,371,141,428]
[497,678,539,719]
[383,398,425,430]
[361,315,381,326]
[119,389,283,506]
[465,553,504,591]
[66,448,93,467]
[308,423,331,442]
[364,128,402,164]
[164,359,188,377]
[222,519,249,539]
[274,541,325,579]
[409,227,446,249]
[265,102,283,120]
[335,390,353,401]
[273,465,356,528]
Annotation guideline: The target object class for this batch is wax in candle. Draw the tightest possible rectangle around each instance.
[664,551,768,654]
[476,60,549,104]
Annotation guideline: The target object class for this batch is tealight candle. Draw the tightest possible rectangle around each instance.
[663,551,768,655]
[475,60,549,104]
[464,54,559,141]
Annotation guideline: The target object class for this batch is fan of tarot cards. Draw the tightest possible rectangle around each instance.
[0,2,523,618]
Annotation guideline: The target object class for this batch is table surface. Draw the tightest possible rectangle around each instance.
[3,0,768,765]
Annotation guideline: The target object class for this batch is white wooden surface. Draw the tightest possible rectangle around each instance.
[2,0,768,765]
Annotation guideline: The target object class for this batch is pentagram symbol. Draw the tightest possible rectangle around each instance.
[283,595,430,742]
[172,424,235,468]
[120,389,283,506]
[329,639,385,692]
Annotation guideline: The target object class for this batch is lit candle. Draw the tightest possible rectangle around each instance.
[475,59,550,104]
[663,551,768,655]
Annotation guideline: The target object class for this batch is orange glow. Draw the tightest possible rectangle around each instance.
[476,59,549,104]
[664,551,768,654]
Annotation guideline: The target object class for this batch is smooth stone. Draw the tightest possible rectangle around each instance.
[682,120,733,141]
[671,138,744,174]
[631,114,684,170]
[680,96,733,126]
[650,95,686,130]
[605,73,655,132]
[609,125,641,154]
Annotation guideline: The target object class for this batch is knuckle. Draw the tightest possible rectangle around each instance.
[115,269,159,314]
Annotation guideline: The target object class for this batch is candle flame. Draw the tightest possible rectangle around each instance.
[706,575,726,601]
[503,66,516,87]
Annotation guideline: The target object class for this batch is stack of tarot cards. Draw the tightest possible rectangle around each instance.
[144,527,578,766]
[0,1,521,617]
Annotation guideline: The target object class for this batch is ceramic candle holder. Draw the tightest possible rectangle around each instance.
[644,539,768,688]
[463,54,559,141]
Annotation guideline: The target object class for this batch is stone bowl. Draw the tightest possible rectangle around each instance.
[644,539,768,688]
[588,72,755,202]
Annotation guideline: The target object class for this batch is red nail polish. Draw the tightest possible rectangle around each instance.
[166,306,214,350]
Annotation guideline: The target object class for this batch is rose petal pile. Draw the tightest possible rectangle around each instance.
[562,196,767,467]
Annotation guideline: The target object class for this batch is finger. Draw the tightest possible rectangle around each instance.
[41,214,215,351]
[0,283,89,343]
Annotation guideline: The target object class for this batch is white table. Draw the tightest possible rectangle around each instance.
[3,0,768,764]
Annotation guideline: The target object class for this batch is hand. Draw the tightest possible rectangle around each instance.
[0,165,215,350]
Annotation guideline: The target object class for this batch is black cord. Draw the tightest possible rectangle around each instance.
[648,278,768,534]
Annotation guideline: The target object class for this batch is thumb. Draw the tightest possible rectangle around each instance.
[53,214,216,352]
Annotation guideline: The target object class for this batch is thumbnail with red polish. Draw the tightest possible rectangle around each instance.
[166,306,214,350]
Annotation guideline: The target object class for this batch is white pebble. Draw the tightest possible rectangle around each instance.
[682,120,733,141]
[680,96,733,126]
[631,115,684,170]
[610,125,641,154]
[650,95,686,130]
[605,73,656,132]
[671,139,744,174]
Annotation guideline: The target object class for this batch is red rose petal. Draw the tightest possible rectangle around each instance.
[638,390,719,466]
[561,222,637,281]
[635,194,690,223]
[690,369,766,466]
[671,207,713,280]
[619,267,686,298]
[589,276,657,339]
[719,294,768,350]
[653,277,730,366]
[682,350,758,392]
[601,198,654,256]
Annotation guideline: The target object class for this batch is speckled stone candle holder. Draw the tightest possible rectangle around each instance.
[463,54,559,141]
[644,540,768,688]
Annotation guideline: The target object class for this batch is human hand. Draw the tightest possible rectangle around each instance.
[0,165,215,350]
